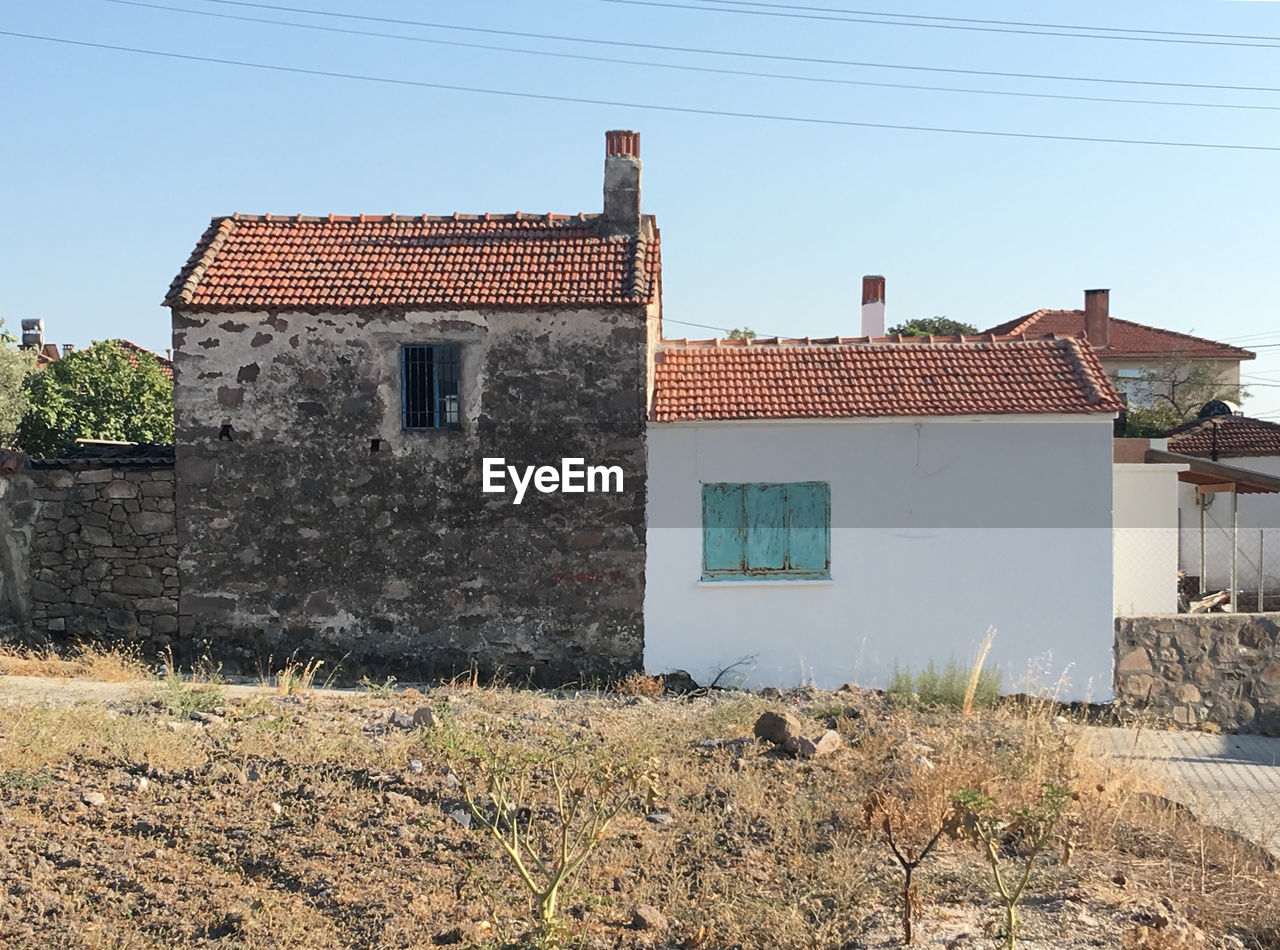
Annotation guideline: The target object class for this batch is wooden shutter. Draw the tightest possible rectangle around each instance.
[785,482,830,576]
[745,483,787,571]
[702,484,745,575]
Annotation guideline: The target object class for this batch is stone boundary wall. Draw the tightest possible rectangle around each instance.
[0,469,36,631]
[1115,614,1280,733]
[1,461,178,647]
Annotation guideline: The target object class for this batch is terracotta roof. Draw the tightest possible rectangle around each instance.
[32,341,172,379]
[984,310,1254,361]
[650,335,1123,422]
[114,339,174,379]
[1166,415,1280,458]
[165,213,660,311]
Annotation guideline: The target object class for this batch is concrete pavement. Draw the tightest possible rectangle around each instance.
[1090,726,1280,860]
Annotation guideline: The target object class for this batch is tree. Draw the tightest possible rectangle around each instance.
[1116,362,1245,438]
[16,340,173,458]
[0,319,38,447]
[727,327,757,340]
[888,317,978,337]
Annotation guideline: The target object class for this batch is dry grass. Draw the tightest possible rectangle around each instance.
[0,674,1273,949]
[0,642,152,682]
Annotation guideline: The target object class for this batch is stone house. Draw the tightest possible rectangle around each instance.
[161,131,660,682]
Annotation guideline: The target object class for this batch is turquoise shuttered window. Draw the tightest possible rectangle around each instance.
[701,482,831,580]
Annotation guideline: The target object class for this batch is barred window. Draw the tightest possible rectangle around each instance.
[401,344,461,430]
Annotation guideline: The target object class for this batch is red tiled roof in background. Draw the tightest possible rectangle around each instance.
[984,310,1254,361]
[164,213,660,311]
[651,335,1124,422]
[115,339,174,379]
[1166,416,1280,458]
[33,341,173,379]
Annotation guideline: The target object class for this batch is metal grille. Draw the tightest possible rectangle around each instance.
[402,344,461,430]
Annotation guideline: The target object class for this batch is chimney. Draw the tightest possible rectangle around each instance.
[62,344,75,356]
[1084,288,1110,348]
[602,130,641,234]
[861,275,886,337]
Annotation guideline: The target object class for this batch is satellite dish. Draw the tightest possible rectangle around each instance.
[1197,400,1239,419]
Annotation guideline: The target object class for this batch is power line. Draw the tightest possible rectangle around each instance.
[105,0,1280,114]
[6,28,1280,152]
[180,0,1280,95]
[588,0,1280,49]
[681,0,1280,43]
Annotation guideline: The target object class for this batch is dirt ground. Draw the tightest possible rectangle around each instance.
[0,673,1275,949]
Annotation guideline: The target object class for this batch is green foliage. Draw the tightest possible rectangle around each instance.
[0,319,38,447]
[1120,404,1184,438]
[1115,362,1244,437]
[727,327,757,340]
[887,317,978,337]
[948,783,1074,949]
[154,648,226,717]
[16,340,173,458]
[0,767,52,792]
[887,659,1001,710]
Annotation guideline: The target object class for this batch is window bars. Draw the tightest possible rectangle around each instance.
[402,344,461,430]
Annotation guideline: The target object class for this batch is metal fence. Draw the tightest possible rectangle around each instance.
[1114,525,1280,615]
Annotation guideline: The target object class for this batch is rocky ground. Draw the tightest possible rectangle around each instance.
[0,669,1276,949]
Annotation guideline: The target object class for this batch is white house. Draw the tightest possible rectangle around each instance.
[1167,416,1280,596]
[644,311,1124,701]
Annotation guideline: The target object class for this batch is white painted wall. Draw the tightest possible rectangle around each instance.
[1113,463,1185,616]
[1176,455,1280,591]
[645,417,1116,700]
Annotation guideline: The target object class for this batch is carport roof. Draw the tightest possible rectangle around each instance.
[1144,448,1280,494]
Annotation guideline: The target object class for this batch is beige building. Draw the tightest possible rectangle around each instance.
[987,290,1253,410]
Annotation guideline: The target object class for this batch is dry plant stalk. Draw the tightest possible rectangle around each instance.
[461,742,643,948]
[961,627,996,718]
[865,790,952,945]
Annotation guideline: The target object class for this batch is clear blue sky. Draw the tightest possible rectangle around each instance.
[3,0,1279,417]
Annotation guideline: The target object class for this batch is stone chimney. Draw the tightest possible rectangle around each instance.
[862,275,886,338]
[602,130,641,234]
[1084,288,1110,348]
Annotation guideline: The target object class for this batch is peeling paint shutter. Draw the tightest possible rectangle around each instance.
[785,482,830,575]
[702,484,745,574]
[745,484,787,571]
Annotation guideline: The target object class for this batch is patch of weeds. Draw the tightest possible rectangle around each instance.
[888,658,1001,710]
[358,674,398,699]
[0,767,52,792]
[260,653,328,697]
[154,647,225,716]
[615,671,664,698]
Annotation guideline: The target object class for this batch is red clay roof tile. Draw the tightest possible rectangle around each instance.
[165,213,660,311]
[1166,415,1280,458]
[650,336,1123,421]
[984,310,1253,361]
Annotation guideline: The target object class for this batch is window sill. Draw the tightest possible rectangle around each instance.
[697,578,835,588]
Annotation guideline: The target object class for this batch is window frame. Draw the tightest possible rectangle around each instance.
[701,481,831,582]
[401,343,462,431]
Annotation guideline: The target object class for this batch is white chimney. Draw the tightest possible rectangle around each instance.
[861,275,885,337]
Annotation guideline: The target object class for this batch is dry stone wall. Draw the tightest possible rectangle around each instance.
[1114,614,1280,733]
[2,461,178,647]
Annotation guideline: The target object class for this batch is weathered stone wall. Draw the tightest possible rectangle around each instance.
[172,303,652,683]
[0,470,37,632]
[22,464,178,645]
[1115,614,1280,733]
